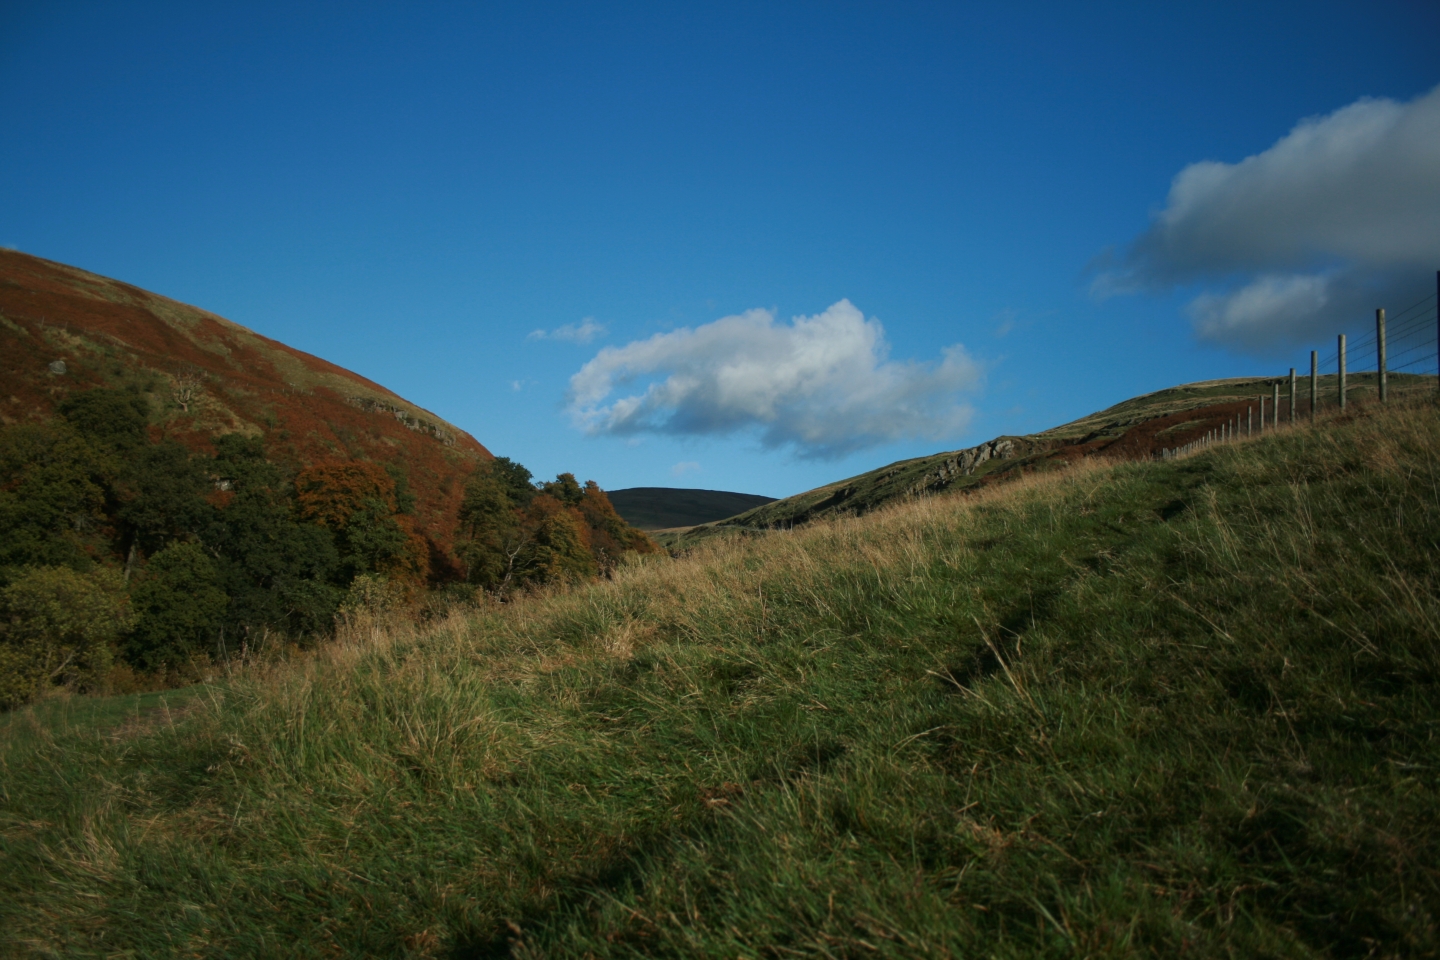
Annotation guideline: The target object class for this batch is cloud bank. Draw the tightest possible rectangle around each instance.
[1098,84,1440,350]
[567,300,980,459]
[529,317,607,343]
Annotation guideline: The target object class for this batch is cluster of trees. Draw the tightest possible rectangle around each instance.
[0,387,659,709]
[455,457,658,595]
[0,387,428,707]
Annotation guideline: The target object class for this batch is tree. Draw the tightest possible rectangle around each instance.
[0,422,113,575]
[455,461,657,595]
[541,471,584,506]
[456,467,528,591]
[57,388,149,452]
[488,457,537,505]
[204,436,342,639]
[295,460,428,585]
[577,480,660,570]
[125,542,229,669]
[295,461,397,528]
[0,566,131,707]
[523,494,596,582]
[116,440,214,558]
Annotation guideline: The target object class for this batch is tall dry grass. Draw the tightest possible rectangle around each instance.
[3,398,1439,958]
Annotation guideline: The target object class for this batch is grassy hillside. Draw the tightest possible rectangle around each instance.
[606,487,777,530]
[663,373,1436,549]
[0,250,490,561]
[3,397,1438,956]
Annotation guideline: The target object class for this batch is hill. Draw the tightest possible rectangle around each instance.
[662,372,1437,548]
[605,487,777,530]
[3,396,1436,955]
[0,249,490,566]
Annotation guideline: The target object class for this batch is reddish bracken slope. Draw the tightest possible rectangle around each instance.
[0,249,491,573]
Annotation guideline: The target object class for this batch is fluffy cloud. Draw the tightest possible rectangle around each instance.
[1098,84,1440,350]
[529,317,607,343]
[567,300,980,459]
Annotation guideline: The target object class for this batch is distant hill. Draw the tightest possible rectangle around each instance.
[0,249,491,569]
[606,487,777,530]
[660,372,1436,548]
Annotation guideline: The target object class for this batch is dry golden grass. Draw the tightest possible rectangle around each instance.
[4,397,1439,957]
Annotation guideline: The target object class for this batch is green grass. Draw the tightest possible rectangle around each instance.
[3,400,1439,957]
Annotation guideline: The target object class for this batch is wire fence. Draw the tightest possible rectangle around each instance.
[1314,290,1439,378]
[1160,272,1440,460]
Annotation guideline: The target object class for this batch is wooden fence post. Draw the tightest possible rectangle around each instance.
[1248,406,1253,437]
[1310,350,1318,420]
[1289,368,1296,422]
[1272,382,1279,428]
[1338,334,1347,411]
[1260,395,1266,431]
[1377,308,1387,403]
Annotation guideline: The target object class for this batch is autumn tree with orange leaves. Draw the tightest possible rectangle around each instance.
[455,458,657,595]
[295,461,429,586]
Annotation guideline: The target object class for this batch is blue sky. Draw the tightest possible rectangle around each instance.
[3,1,1437,497]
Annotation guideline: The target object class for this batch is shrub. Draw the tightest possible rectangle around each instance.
[0,566,131,707]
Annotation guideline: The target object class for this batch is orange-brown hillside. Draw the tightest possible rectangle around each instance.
[0,249,490,575]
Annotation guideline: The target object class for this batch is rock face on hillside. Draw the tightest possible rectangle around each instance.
[905,438,1018,497]
[0,249,490,567]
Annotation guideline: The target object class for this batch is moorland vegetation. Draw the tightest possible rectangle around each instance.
[2,396,1436,956]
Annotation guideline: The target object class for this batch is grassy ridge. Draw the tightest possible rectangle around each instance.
[662,373,1437,550]
[2,400,1439,957]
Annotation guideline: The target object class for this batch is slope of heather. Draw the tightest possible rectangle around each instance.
[663,372,1435,547]
[0,250,490,565]
[605,487,777,530]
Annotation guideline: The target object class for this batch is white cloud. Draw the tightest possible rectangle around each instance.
[1098,84,1440,350]
[567,300,981,459]
[510,380,523,391]
[671,460,700,477]
[528,317,607,344]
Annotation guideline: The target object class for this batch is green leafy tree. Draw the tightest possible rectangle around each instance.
[204,435,342,638]
[383,461,417,515]
[336,498,414,582]
[540,471,585,506]
[125,542,229,669]
[0,566,131,708]
[116,440,214,557]
[456,461,657,594]
[525,496,596,582]
[488,457,536,505]
[57,388,148,452]
[0,422,114,576]
[456,468,528,591]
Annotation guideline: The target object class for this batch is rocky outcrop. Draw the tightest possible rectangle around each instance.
[346,396,456,446]
[906,438,1020,497]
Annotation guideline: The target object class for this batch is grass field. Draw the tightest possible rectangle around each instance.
[2,398,1438,957]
